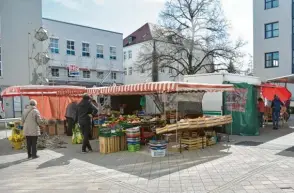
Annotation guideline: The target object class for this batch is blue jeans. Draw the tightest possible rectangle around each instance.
[272,111,280,128]
[258,112,264,127]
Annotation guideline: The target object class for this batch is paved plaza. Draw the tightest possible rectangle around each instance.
[1,123,294,193]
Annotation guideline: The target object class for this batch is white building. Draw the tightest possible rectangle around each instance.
[0,0,123,117]
[43,18,123,87]
[253,0,292,85]
[123,23,180,85]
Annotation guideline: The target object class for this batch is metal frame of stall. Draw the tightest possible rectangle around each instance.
[87,82,234,153]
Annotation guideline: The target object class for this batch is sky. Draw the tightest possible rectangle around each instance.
[42,0,253,58]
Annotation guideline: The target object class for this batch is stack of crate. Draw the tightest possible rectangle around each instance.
[181,136,207,150]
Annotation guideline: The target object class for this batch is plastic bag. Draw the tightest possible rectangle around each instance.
[72,124,83,144]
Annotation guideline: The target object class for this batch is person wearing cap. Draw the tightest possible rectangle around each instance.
[77,94,98,153]
[271,95,284,130]
[22,99,42,159]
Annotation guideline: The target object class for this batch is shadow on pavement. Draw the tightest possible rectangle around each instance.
[0,158,29,170]
[0,138,26,156]
[37,155,71,169]
[38,137,231,180]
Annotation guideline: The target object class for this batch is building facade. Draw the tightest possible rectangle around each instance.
[0,0,123,117]
[253,0,292,83]
[123,23,180,85]
[43,18,123,87]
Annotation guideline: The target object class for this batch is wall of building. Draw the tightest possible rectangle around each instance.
[0,0,42,87]
[43,19,124,86]
[253,0,292,81]
[0,0,42,118]
[123,40,181,85]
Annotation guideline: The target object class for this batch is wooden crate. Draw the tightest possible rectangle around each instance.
[99,136,126,154]
[48,124,56,135]
[57,122,65,135]
[92,126,99,139]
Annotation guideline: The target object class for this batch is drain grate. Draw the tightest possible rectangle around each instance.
[234,141,263,147]
[280,187,293,190]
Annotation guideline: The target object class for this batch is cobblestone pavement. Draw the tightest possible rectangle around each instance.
[1,123,294,193]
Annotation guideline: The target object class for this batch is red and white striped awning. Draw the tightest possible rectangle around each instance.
[1,85,86,97]
[87,82,234,96]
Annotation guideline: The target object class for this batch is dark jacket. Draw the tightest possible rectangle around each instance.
[271,98,283,112]
[65,102,78,121]
[77,99,98,125]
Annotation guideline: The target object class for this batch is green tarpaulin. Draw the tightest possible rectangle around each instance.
[224,82,259,136]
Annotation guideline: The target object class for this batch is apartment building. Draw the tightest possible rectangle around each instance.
[253,0,293,89]
[43,18,123,86]
[0,0,123,117]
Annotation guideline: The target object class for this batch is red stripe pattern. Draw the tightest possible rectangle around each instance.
[87,82,234,95]
[1,85,86,97]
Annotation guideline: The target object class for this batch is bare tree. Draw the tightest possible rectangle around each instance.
[136,0,246,77]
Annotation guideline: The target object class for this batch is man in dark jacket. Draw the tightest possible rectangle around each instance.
[77,94,98,153]
[65,102,78,136]
[271,95,284,130]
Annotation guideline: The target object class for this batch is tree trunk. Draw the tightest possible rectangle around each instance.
[152,40,159,82]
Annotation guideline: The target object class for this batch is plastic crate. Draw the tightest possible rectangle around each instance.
[151,149,167,157]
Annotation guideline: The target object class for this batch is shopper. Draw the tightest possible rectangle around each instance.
[77,94,98,153]
[271,95,284,130]
[257,98,265,127]
[65,102,78,136]
[22,99,42,159]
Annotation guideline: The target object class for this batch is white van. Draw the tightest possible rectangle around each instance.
[184,73,261,116]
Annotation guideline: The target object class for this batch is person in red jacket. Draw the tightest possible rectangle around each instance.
[258,98,265,127]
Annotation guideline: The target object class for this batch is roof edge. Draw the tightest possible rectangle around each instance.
[42,18,123,35]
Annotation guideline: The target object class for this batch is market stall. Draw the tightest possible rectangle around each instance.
[1,85,86,138]
[87,81,234,155]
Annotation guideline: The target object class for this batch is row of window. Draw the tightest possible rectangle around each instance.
[123,67,173,75]
[51,68,117,80]
[123,50,132,60]
[49,38,117,60]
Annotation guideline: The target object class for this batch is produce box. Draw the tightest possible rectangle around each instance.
[48,124,56,136]
[56,121,65,135]
[99,136,126,154]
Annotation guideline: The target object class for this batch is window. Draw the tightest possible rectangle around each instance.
[168,68,173,74]
[83,70,91,78]
[110,46,117,60]
[265,0,279,9]
[140,68,145,74]
[124,52,126,60]
[97,71,104,79]
[161,68,165,73]
[111,72,117,80]
[51,68,59,77]
[265,22,279,39]
[128,36,133,44]
[66,40,75,55]
[128,50,132,59]
[96,45,104,58]
[265,52,279,68]
[49,38,59,54]
[82,42,90,57]
[0,46,2,77]
[124,68,127,75]
[128,67,133,75]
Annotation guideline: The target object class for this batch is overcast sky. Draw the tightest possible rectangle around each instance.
[43,0,253,57]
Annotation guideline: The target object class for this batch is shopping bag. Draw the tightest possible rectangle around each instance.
[72,124,83,144]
